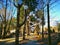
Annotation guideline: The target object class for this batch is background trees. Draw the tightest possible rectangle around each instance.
[0,0,15,38]
[0,0,59,45]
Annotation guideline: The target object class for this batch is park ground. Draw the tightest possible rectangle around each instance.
[0,33,60,45]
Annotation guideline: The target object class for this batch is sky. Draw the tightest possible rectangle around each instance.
[32,0,60,27]
[45,0,60,27]
[0,0,60,27]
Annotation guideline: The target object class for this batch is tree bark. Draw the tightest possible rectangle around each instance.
[47,2,51,45]
[0,23,2,38]
[3,0,7,38]
[42,21,44,40]
[23,24,26,40]
[15,5,20,45]
[42,10,44,40]
[23,9,27,40]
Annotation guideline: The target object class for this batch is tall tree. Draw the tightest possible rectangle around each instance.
[47,0,51,45]
[0,1,2,38]
[37,9,45,39]
[0,0,13,38]
[13,0,38,45]
[3,0,8,38]
[38,0,45,40]
[41,0,45,40]
[6,0,14,35]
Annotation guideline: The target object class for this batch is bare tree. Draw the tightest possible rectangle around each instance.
[47,0,51,45]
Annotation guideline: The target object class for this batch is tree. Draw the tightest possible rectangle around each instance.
[0,0,15,38]
[47,0,51,45]
[6,0,14,36]
[0,23,2,38]
[38,0,45,40]
[2,0,8,38]
[37,9,45,40]
[13,0,38,45]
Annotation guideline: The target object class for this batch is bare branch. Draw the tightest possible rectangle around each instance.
[13,2,18,8]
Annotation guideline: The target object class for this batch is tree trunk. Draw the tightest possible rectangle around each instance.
[47,2,51,45]
[0,24,2,38]
[42,22,44,40]
[23,9,28,40]
[27,21,30,35]
[42,10,44,40]
[23,24,26,40]
[15,5,20,45]
[3,0,7,38]
[15,4,27,45]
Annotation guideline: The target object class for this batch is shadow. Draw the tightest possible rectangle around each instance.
[0,41,15,45]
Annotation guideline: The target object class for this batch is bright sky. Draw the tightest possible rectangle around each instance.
[50,0,60,26]
[44,0,60,27]
[36,0,60,27]
[0,0,60,27]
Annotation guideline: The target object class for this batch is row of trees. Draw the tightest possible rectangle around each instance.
[0,0,60,45]
[0,0,15,38]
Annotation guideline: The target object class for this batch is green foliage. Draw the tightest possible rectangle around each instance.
[37,10,43,19]
[14,0,38,11]
[19,0,38,23]
[37,10,45,25]
[30,16,36,22]
[20,5,25,23]
[22,0,38,11]
[14,0,38,23]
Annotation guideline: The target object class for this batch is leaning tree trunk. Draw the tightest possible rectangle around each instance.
[23,9,27,40]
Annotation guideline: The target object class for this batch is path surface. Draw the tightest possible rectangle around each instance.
[0,39,46,45]
[0,37,47,45]
[0,33,59,45]
[21,40,45,45]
